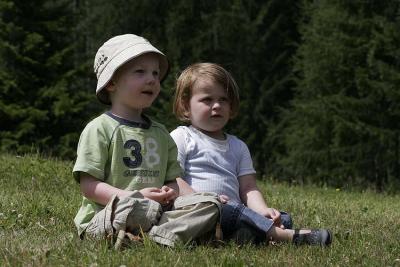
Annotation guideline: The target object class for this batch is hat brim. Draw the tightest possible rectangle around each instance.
[96,44,169,105]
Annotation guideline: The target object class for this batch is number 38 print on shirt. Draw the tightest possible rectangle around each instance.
[123,137,160,169]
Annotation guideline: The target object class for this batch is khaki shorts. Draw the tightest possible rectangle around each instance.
[85,191,221,247]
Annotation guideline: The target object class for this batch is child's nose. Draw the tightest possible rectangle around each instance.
[147,74,157,84]
[212,101,221,109]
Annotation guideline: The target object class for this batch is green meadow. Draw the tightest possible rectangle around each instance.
[0,153,399,266]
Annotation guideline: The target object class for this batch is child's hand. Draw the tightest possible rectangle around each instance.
[139,187,170,205]
[218,194,230,204]
[161,185,178,204]
[264,208,283,228]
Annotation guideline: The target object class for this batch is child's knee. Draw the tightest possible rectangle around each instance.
[280,211,293,229]
[85,194,163,239]
[115,195,162,234]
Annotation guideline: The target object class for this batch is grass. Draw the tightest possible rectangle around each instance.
[0,153,399,266]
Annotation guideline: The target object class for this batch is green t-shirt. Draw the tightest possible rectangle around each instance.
[73,112,182,235]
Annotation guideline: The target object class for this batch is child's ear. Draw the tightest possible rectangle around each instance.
[182,104,190,118]
[105,80,116,92]
[183,110,189,119]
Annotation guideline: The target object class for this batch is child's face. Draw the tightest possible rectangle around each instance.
[187,77,231,139]
[107,53,161,111]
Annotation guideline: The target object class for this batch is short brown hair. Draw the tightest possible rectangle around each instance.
[173,63,240,122]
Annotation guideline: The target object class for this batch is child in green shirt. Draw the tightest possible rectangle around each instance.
[73,34,220,248]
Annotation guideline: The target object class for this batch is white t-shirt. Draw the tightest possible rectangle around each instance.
[170,126,256,203]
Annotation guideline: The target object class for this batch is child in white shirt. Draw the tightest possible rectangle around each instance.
[170,62,332,246]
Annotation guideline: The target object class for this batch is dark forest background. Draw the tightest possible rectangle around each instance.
[1,0,400,191]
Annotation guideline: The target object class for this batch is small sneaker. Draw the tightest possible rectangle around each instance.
[292,229,332,247]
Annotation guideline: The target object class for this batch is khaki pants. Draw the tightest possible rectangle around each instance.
[85,191,220,247]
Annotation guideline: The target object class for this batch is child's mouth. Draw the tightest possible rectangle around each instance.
[141,91,153,95]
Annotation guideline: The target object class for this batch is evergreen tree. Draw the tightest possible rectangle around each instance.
[162,0,300,176]
[0,0,93,158]
[278,0,400,190]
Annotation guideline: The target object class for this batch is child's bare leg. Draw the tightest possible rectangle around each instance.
[266,227,331,246]
[266,227,311,242]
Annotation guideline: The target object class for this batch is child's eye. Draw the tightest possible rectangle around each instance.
[135,69,145,73]
[152,70,159,77]
[200,97,212,103]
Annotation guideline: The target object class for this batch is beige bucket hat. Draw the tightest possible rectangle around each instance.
[94,34,169,104]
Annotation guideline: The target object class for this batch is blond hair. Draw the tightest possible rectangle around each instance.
[173,63,240,122]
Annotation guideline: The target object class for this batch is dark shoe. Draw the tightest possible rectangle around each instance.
[292,229,332,247]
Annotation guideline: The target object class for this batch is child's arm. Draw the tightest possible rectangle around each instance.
[173,177,228,203]
[174,177,195,195]
[238,174,282,227]
[80,173,171,206]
